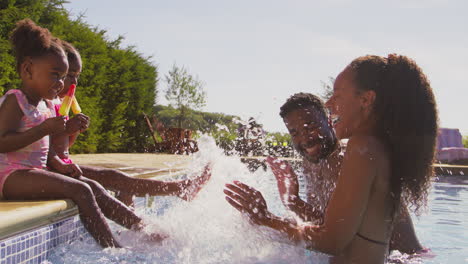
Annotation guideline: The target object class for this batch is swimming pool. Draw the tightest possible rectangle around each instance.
[43,175,468,264]
[391,175,468,264]
[4,137,468,264]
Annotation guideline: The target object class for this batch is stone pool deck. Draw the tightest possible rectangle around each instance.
[0,153,191,241]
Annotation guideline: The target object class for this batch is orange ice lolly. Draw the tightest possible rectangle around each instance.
[58,84,76,116]
[71,96,81,114]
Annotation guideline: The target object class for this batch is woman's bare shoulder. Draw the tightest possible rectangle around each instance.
[346,135,388,158]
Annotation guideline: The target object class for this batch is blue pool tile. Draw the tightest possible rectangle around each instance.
[1,247,5,259]
[54,237,59,247]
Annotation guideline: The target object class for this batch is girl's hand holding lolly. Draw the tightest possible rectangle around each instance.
[66,114,90,134]
[57,83,89,134]
[40,116,67,135]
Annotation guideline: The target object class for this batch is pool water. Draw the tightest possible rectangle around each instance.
[47,137,468,264]
[389,175,468,264]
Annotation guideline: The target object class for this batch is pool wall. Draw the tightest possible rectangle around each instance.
[0,198,145,264]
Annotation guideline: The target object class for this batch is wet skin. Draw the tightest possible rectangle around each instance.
[283,106,336,164]
[325,67,377,141]
[226,68,394,263]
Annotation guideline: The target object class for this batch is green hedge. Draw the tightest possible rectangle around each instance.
[0,0,158,153]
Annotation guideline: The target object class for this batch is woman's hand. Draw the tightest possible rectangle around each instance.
[266,156,299,208]
[224,181,271,226]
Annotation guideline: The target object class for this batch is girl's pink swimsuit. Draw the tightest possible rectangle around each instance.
[0,89,55,198]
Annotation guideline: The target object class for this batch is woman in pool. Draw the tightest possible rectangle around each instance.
[224,54,438,263]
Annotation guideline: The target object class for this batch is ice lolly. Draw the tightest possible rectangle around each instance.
[58,84,76,116]
[71,96,81,114]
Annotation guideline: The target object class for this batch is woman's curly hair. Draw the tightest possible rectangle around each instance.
[349,54,438,214]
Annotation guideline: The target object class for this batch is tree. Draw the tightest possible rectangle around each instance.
[165,65,206,128]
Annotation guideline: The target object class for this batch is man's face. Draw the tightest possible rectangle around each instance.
[283,106,336,163]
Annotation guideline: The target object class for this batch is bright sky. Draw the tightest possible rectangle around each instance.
[65,0,467,134]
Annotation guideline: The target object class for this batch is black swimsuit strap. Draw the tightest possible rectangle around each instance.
[356,232,388,246]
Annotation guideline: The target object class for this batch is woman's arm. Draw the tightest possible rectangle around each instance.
[297,136,378,254]
[226,136,378,255]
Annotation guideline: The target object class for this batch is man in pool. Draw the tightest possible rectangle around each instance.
[271,92,426,254]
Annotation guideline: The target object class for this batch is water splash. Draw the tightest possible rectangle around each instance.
[48,135,315,264]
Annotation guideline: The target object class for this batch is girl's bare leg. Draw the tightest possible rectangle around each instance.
[80,165,183,196]
[3,169,120,248]
[115,191,135,208]
[80,165,211,202]
[78,176,143,230]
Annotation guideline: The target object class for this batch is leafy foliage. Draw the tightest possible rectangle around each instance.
[165,65,206,128]
[0,0,158,153]
[153,104,239,151]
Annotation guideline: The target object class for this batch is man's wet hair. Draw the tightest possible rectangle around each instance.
[279,93,327,118]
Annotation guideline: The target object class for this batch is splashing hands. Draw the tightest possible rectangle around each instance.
[224,181,271,226]
[125,223,169,244]
[266,156,299,208]
[178,164,212,201]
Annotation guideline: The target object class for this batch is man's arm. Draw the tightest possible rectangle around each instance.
[266,157,324,223]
